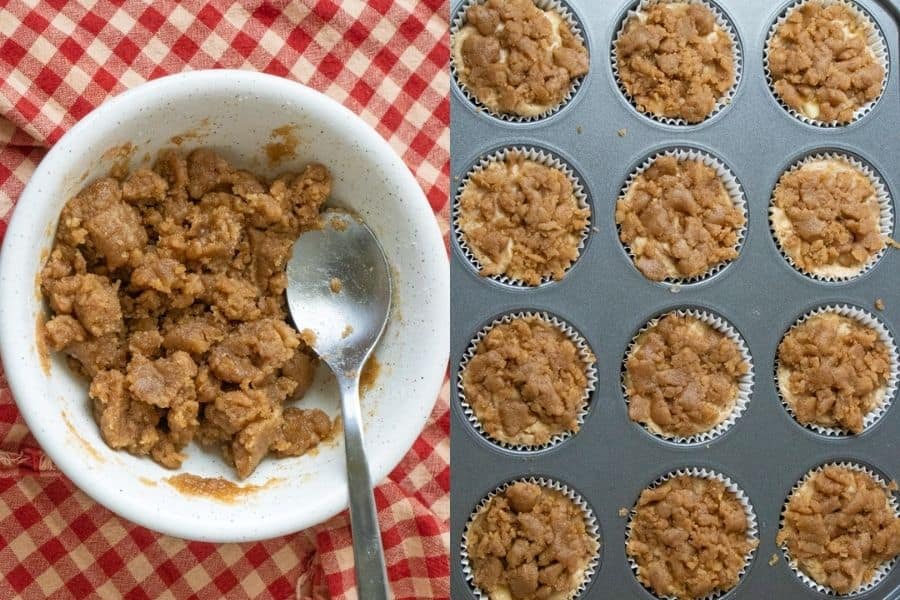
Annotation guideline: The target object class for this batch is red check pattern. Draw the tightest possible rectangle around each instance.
[0,1,450,598]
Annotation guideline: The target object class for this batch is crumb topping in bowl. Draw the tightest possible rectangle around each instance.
[771,158,884,278]
[627,474,757,600]
[615,2,735,123]
[458,151,589,285]
[777,466,900,594]
[462,315,591,447]
[452,0,589,118]
[777,312,890,433]
[625,313,747,438]
[466,481,598,600]
[40,148,337,479]
[767,1,885,124]
[616,155,744,282]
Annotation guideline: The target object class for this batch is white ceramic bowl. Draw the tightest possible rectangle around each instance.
[0,70,449,542]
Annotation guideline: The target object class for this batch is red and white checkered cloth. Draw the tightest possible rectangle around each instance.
[0,1,450,598]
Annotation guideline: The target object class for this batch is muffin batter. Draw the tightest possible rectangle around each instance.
[627,475,756,600]
[778,313,890,433]
[452,0,589,117]
[462,316,590,447]
[40,148,335,478]
[778,466,900,594]
[466,481,597,600]
[768,1,885,123]
[616,155,744,281]
[458,152,589,285]
[625,314,747,437]
[771,158,884,278]
[616,2,735,123]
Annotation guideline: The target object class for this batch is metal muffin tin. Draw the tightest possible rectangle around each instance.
[450,0,900,597]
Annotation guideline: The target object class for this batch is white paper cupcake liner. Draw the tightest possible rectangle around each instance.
[775,304,899,436]
[461,476,601,600]
[769,152,894,282]
[778,461,900,596]
[457,311,598,452]
[621,308,754,444]
[625,467,759,600]
[764,0,889,127]
[450,0,589,123]
[611,0,743,126]
[617,147,748,285]
[453,146,592,288]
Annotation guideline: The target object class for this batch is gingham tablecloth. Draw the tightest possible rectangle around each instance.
[0,2,450,598]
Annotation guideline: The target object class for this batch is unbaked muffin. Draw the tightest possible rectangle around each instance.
[466,481,598,600]
[778,466,900,594]
[625,313,747,438]
[458,151,589,285]
[627,475,756,600]
[767,1,885,124]
[771,158,885,279]
[452,0,589,118]
[462,315,592,447]
[615,2,736,123]
[616,154,744,281]
[777,312,891,433]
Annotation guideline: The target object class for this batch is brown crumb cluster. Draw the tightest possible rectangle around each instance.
[40,148,336,478]
[771,160,883,278]
[453,0,589,117]
[777,466,900,594]
[617,155,744,281]
[768,2,885,124]
[462,316,591,447]
[625,314,747,437]
[778,313,890,434]
[458,152,589,285]
[466,482,597,600]
[616,3,735,123]
[627,475,756,600]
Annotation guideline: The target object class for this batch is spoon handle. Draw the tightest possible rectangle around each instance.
[338,374,392,600]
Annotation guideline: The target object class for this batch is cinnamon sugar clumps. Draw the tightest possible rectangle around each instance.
[616,2,735,123]
[616,156,744,281]
[625,314,747,437]
[459,153,589,285]
[462,316,590,447]
[768,2,885,123]
[466,482,597,600]
[771,159,884,278]
[777,313,890,433]
[777,466,900,594]
[41,148,335,478]
[627,476,756,600]
[452,0,589,117]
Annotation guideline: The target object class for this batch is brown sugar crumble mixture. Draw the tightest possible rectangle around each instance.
[627,475,756,600]
[771,159,884,278]
[777,466,900,594]
[616,2,735,123]
[452,0,589,117]
[777,313,890,433]
[458,152,589,285]
[616,155,744,281]
[40,148,337,478]
[625,314,747,438]
[768,2,885,124]
[466,482,597,600]
[462,316,590,447]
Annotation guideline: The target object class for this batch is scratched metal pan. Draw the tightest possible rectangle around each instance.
[450,0,900,597]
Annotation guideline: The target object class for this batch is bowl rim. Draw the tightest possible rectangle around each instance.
[0,69,450,541]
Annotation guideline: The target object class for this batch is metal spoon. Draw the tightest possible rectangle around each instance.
[286,209,392,599]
